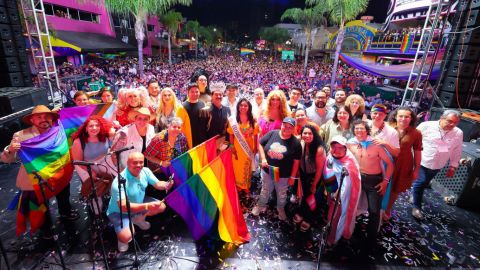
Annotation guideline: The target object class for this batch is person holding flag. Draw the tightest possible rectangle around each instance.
[1,105,79,237]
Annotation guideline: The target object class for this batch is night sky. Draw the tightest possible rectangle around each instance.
[176,0,390,40]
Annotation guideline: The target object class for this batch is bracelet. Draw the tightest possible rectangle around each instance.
[145,203,149,211]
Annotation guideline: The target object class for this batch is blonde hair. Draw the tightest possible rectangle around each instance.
[345,94,365,116]
[117,87,149,111]
[156,87,181,123]
[263,89,290,120]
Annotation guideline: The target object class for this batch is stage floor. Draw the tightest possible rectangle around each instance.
[0,162,479,269]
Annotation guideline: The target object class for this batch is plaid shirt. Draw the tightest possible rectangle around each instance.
[145,130,188,172]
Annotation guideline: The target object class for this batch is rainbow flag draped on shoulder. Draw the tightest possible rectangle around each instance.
[59,103,115,144]
[12,121,73,235]
[165,148,250,244]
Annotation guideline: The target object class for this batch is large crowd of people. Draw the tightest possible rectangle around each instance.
[3,54,463,257]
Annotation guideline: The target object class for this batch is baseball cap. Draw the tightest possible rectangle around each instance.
[330,135,347,146]
[282,117,296,127]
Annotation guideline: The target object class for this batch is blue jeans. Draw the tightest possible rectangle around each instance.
[412,166,440,210]
[257,170,289,208]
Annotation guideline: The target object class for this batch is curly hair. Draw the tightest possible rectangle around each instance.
[116,87,149,111]
[263,89,290,121]
[71,115,112,145]
[345,94,365,117]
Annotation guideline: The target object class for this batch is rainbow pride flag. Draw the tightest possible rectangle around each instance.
[18,121,73,201]
[400,34,413,53]
[240,48,255,56]
[165,149,250,243]
[14,121,73,235]
[170,136,218,186]
[269,165,280,182]
[59,103,115,144]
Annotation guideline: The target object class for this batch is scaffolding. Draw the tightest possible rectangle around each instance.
[401,0,453,109]
[19,0,62,108]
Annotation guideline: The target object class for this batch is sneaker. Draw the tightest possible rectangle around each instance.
[411,208,424,220]
[118,240,129,252]
[277,207,287,221]
[133,219,151,230]
[60,209,80,221]
[251,205,266,216]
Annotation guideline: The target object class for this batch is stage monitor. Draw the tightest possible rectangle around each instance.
[281,50,294,61]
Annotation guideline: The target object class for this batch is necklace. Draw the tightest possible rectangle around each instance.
[372,122,385,137]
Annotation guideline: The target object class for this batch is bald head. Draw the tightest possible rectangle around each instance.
[127,152,144,177]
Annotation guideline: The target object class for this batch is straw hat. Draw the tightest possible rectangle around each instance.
[22,105,59,124]
[127,107,154,122]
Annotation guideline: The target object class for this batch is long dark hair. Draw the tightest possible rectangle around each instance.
[301,124,326,161]
[332,105,353,124]
[388,107,417,127]
[236,98,255,128]
[189,67,210,95]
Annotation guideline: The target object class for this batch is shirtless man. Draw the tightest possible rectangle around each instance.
[348,120,394,250]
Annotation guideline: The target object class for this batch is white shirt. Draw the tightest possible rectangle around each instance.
[417,121,463,169]
[306,105,335,127]
[368,120,400,150]
[221,97,238,118]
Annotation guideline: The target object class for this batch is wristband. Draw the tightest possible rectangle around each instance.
[145,203,149,211]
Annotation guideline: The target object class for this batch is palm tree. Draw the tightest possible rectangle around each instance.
[307,0,369,89]
[161,10,183,65]
[186,20,200,59]
[104,0,191,76]
[281,5,328,74]
[259,27,290,58]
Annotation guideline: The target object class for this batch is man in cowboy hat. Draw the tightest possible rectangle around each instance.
[111,107,156,170]
[1,105,79,231]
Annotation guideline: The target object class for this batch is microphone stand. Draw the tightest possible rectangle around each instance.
[316,168,347,270]
[114,150,140,269]
[32,171,67,270]
[83,164,110,270]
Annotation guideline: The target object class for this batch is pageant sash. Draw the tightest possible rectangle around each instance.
[227,116,257,170]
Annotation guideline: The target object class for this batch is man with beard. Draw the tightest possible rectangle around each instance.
[146,79,161,111]
[306,90,335,127]
[207,81,231,139]
[322,135,361,245]
[1,105,79,237]
[333,88,347,109]
[176,83,209,148]
[322,85,335,107]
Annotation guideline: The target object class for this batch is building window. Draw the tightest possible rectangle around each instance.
[43,3,99,23]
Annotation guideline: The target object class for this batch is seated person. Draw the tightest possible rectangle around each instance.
[106,152,173,252]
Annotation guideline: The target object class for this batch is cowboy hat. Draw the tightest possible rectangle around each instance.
[127,107,154,122]
[22,105,59,124]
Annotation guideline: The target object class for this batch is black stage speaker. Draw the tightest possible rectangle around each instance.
[431,142,480,211]
[0,0,31,88]
[0,87,49,117]
[436,0,480,110]
[429,107,480,141]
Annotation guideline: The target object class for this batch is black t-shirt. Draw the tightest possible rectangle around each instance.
[207,105,231,139]
[183,101,208,147]
[260,130,302,178]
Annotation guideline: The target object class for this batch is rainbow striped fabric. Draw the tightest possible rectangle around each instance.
[400,34,413,53]
[170,136,218,186]
[13,121,73,235]
[240,48,255,56]
[59,103,115,144]
[165,149,250,244]
[269,165,280,182]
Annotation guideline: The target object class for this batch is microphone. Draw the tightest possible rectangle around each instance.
[72,160,99,166]
[341,166,349,176]
[110,145,134,155]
